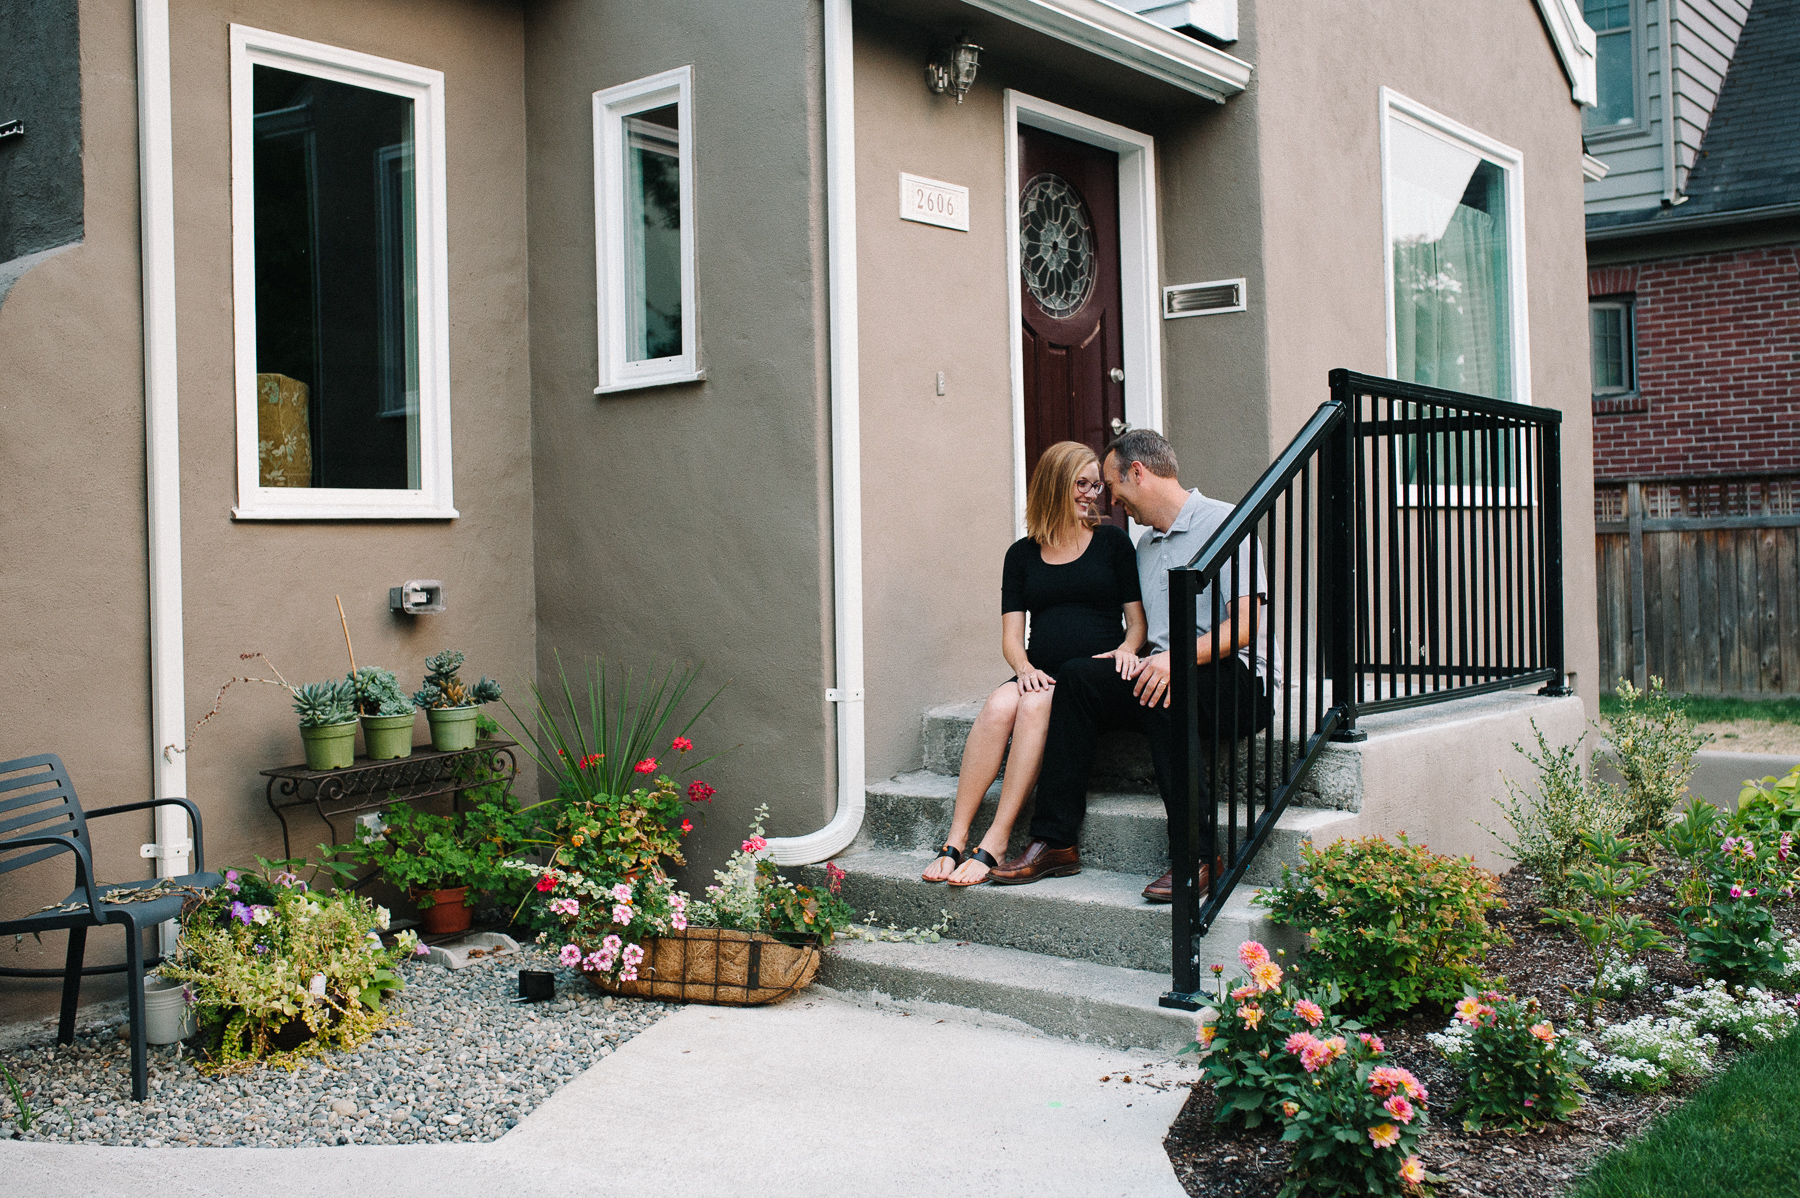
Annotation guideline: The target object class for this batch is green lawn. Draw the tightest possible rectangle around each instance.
[1598,693,1800,726]
[1568,1031,1800,1198]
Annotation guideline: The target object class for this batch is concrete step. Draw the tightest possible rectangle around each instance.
[817,936,1201,1053]
[798,848,1300,973]
[865,770,1355,883]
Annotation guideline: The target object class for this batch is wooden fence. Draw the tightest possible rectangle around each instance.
[1595,476,1800,696]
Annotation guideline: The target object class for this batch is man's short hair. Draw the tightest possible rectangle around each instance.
[1105,429,1179,479]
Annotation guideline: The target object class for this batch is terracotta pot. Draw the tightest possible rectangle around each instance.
[418,886,472,935]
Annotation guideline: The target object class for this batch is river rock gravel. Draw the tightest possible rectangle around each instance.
[0,947,671,1147]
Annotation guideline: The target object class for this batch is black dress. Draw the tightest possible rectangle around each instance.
[1001,524,1143,674]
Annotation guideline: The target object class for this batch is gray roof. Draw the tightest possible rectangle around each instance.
[1588,0,1800,233]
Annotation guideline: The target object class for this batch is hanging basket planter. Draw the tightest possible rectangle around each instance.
[585,927,821,1006]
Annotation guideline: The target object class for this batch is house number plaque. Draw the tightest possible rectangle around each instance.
[899,173,970,232]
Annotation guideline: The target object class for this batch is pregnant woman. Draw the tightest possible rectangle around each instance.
[922,440,1146,886]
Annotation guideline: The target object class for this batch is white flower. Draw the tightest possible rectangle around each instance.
[375,906,391,931]
[309,973,327,997]
[250,906,274,925]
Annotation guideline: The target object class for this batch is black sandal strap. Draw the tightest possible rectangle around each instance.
[935,844,965,866]
[967,847,999,869]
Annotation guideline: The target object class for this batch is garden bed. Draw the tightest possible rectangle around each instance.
[1164,868,1800,1197]
[0,947,670,1147]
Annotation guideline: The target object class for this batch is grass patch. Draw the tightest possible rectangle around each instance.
[1598,692,1800,726]
[1569,1030,1800,1198]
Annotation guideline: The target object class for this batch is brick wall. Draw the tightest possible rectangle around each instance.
[1589,244,1800,480]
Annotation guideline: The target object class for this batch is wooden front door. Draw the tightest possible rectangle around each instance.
[1019,125,1125,524]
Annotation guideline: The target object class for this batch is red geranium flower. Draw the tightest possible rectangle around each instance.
[687,780,716,803]
[680,818,694,834]
[535,874,557,892]
[634,757,658,775]
[671,736,694,753]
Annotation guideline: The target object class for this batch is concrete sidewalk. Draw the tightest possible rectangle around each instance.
[0,993,1194,1198]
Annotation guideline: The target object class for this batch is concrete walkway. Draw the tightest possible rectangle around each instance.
[0,993,1194,1197]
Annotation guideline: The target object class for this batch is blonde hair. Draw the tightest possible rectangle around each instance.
[1025,440,1100,546]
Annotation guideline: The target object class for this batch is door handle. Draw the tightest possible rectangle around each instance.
[1111,417,1131,437]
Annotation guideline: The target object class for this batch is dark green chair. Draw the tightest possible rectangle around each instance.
[0,753,219,1100]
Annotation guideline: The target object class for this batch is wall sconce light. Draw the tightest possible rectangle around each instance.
[926,35,983,104]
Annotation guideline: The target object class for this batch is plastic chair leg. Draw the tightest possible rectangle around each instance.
[57,925,87,1045]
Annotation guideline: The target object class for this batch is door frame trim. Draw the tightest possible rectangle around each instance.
[1004,90,1161,534]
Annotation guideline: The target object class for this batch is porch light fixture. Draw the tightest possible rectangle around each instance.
[926,35,982,104]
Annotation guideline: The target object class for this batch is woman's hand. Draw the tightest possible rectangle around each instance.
[1017,667,1057,693]
[1093,648,1142,678]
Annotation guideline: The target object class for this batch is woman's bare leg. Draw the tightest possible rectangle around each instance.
[922,682,1020,881]
[951,686,1053,884]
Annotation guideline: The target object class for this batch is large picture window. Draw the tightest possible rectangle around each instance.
[230,27,454,519]
[1382,89,1529,406]
[593,68,700,394]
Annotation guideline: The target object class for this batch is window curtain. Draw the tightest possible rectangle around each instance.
[1392,201,1508,402]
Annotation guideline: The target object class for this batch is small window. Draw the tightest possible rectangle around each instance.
[229,27,453,519]
[1583,0,1637,131]
[1589,300,1635,394]
[593,68,700,394]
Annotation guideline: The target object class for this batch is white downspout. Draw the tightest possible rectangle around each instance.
[136,0,192,951]
[1658,0,1684,206]
[766,0,864,865]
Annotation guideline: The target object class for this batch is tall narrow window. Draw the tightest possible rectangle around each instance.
[1583,0,1637,130]
[594,69,700,393]
[230,27,453,519]
[1383,91,1527,405]
[1589,300,1635,394]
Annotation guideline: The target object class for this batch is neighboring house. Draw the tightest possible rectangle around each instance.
[1584,0,1800,695]
[1,0,1599,1029]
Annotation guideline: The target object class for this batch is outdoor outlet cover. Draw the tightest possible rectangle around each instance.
[390,580,446,615]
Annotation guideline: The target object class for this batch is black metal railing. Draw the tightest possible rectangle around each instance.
[1161,369,1566,1009]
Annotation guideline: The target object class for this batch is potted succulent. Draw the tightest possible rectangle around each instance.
[411,649,503,752]
[294,678,358,769]
[349,666,416,760]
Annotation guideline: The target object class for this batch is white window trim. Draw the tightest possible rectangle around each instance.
[1004,90,1162,536]
[1379,87,1532,408]
[593,67,702,395]
[228,25,455,520]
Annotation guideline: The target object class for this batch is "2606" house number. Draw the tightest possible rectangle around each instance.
[899,173,970,232]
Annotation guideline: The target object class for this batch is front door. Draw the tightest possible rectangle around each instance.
[1019,125,1126,524]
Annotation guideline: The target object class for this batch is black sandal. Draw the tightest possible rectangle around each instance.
[922,843,964,882]
[949,847,999,887]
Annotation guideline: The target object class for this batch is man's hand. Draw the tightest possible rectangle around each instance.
[1017,667,1056,693]
[1093,648,1142,678]
[1131,651,1173,708]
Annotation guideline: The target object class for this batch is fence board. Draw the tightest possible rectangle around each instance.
[1780,533,1799,693]
[1760,530,1781,692]
[1716,532,1741,693]
[1698,533,1720,692]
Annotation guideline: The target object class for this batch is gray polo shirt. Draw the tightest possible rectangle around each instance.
[1137,489,1279,687]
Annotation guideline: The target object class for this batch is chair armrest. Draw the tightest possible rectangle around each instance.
[85,795,207,873]
[0,833,106,924]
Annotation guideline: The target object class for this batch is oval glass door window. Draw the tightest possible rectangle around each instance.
[1019,173,1096,319]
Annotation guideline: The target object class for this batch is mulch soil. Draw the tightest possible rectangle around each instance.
[1164,868,1800,1197]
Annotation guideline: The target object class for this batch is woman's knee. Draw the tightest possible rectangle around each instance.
[977,683,1021,728]
[1016,687,1055,724]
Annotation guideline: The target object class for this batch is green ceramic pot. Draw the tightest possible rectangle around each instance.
[299,720,358,770]
[427,705,481,752]
[360,712,417,760]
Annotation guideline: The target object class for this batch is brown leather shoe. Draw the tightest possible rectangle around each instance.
[1142,857,1223,903]
[987,840,1081,885]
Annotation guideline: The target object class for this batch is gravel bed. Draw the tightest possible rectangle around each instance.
[0,947,672,1147]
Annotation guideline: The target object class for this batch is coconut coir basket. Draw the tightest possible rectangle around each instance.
[586,927,821,1006]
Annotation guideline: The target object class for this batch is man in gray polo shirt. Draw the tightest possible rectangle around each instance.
[989,430,1272,899]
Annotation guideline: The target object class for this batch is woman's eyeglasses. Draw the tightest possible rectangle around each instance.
[1074,478,1106,496]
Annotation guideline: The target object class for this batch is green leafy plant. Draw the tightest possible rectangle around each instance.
[161,861,422,1069]
[1492,723,1629,907]
[1539,828,1673,1024]
[1735,764,1800,835]
[1180,940,1358,1130]
[291,678,356,728]
[347,666,413,717]
[340,794,534,908]
[1278,1034,1436,1197]
[1257,834,1509,1022]
[1603,677,1710,836]
[410,649,503,711]
[687,804,855,941]
[1662,799,1800,987]
[1425,988,1590,1131]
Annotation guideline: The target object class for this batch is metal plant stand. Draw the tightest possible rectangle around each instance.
[261,738,519,856]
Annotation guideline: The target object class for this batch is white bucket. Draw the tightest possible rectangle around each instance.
[143,976,197,1044]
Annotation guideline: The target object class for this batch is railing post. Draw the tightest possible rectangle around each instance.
[1537,419,1573,696]
[1161,566,1205,1008]
[1322,371,1365,741]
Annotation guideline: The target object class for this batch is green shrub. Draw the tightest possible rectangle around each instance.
[1277,1035,1436,1197]
[1492,722,1628,908]
[1662,799,1800,987]
[1603,678,1709,836]
[1425,989,1590,1131]
[1539,828,1673,1025]
[1257,834,1508,1023]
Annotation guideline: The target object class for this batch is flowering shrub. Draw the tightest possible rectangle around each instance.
[1664,799,1800,986]
[1663,978,1798,1044]
[1258,834,1508,1021]
[1180,941,1356,1129]
[687,804,855,940]
[164,862,421,1068]
[1591,1015,1716,1092]
[1424,989,1590,1131]
[1278,1034,1435,1197]
[512,862,688,984]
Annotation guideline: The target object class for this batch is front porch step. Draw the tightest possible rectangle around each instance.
[798,848,1300,973]
[817,936,1201,1053]
[865,770,1355,883]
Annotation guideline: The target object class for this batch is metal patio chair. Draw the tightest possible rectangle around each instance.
[0,753,220,1100]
